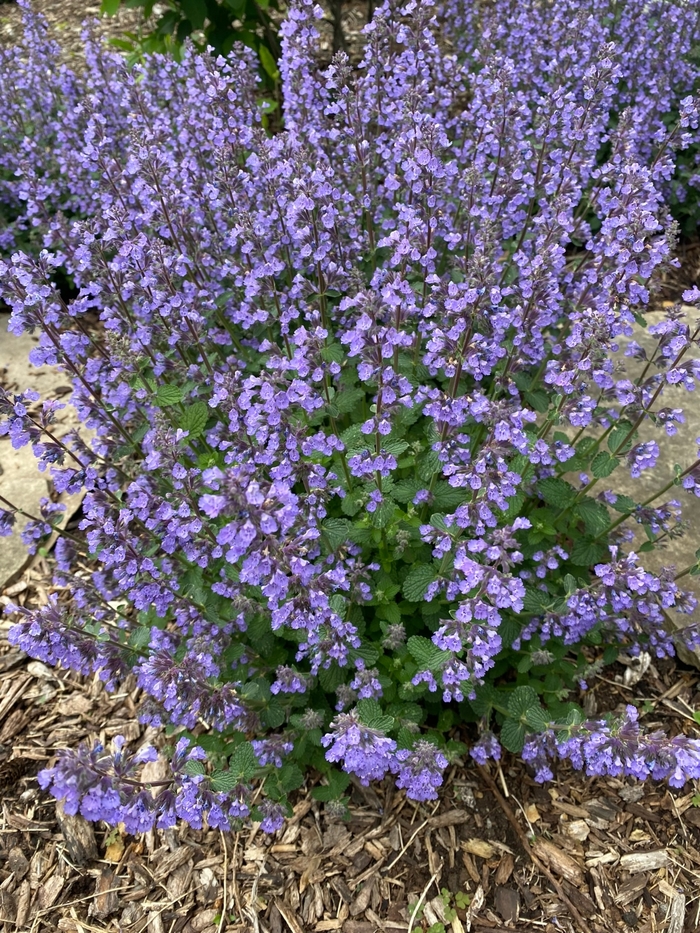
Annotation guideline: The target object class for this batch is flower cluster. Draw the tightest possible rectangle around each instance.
[3,0,700,832]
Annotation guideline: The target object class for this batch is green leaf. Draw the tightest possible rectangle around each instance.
[311,769,351,801]
[129,626,152,649]
[319,341,344,363]
[101,0,121,14]
[608,493,637,513]
[340,489,363,516]
[229,742,258,780]
[262,704,285,728]
[183,759,206,776]
[407,635,450,671]
[258,44,280,81]
[608,422,634,455]
[591,451,620,478]
[155,384,184,407]
[180,0,206,28]
[370,498,397,528]
[402,565,437,602]
[537,478,577,509]
[500,720,526,753]
[334,388,364,414]
[279,764,304,792]
[570,538,608,566]
[393,480,423,504]
[377,602,402,625]
[355,699,381,724]
[180,401,208,439]
[210,770,241,792]
[319,663,344,692]
[577,497,610,536]
[507,686,539,720]
[524,390,549,413]
[323,518,352,549]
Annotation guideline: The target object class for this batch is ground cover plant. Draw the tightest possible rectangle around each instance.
[3,0,700,834]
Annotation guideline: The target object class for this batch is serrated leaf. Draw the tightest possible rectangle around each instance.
[319,342,345,363]
[356,698,383,724]
[129,626,152,649]
[319,663,344,692]
[608,423,635,455]
[609,493,637,513]
[229,742,258,780]
[524,389,549,413]
[353,643,380,666]
[210,770,241,792]
[591,451,620,478]
[101,0,121,14]
[262,704,285,728]
[183,759,206,776]
[508,686,539,719]
[155,384,184,407]
[537,478,577,509]
[341,490,363,517]
[500,720,526,753]
[433,482,467,509]
[367,715,395,732]
[577,497,610,536]
[393,479,423,503]
[378,602,402,625]
[402,565,437,602]
[311,768,351,801]
[570,538,608,566]
[323,518,352,549]
[334,388,364,414]
[522,587,552,613]
[279,763,304,792]
[370,498,396,528]
[418,451,441,481]
[383,438,409,456]
[180,401,208,439]
[407,635,450,671]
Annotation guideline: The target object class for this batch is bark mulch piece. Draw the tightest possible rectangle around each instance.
[2,570,700,933]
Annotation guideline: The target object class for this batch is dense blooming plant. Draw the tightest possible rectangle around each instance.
[3,0,700,832]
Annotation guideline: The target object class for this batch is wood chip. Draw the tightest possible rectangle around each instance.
[614,875,648,907]
[494,887,520,925]
[429,809,468,829]
[524,803,540,824]
[560,819,590,842]
[619,850,669,873]
[463,839,496,859]
[667,894,686,933]
[92,868,119,920]
[494,853,514,886]
[532,838,585,886]
[55,800,98,866]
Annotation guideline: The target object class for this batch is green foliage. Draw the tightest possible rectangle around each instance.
[100,0,282,87]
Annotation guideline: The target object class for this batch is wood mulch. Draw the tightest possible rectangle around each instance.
[1,567,700,933]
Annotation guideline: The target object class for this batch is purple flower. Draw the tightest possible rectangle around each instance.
[395,741,449,801]
[322,711,397,785]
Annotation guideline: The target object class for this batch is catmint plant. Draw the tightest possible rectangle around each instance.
[3,0,700,833]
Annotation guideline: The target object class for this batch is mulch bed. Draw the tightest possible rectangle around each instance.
[1,566,700,933]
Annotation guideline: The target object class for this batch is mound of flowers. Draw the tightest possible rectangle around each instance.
[2,0,700,831]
